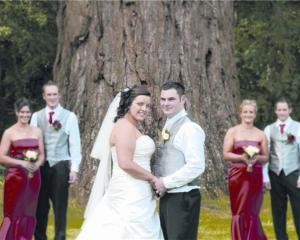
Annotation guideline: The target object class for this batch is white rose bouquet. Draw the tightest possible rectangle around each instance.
[243,146,260,172]
[23,150,38,178]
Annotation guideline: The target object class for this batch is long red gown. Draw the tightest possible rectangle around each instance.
[0,138,41,240]
[228,140,267,240]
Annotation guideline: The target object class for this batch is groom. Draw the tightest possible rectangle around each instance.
[263,97,300,240]
[31,81,82,240]
[153,81,205,240]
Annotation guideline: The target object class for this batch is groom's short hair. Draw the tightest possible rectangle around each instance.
[42,80,59,93]
[275,97,292,109]
[161,81,185,97]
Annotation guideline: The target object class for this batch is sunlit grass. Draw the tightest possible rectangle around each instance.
[66,192,297,240]
[0,183,297,240]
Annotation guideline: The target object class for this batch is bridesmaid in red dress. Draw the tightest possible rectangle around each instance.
[223,100,268,240]
[0,98,44,240]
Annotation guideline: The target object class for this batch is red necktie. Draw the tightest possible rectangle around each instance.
[279,123,285,134]
[49,111,54,124]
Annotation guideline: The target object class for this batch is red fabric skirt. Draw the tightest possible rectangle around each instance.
[228,162,267,240]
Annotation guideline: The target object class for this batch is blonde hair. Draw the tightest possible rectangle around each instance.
[239,99,257,113]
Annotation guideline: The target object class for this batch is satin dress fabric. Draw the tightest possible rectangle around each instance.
[77,136,163,240]
[228,140,267,240]
[0,138,41,240]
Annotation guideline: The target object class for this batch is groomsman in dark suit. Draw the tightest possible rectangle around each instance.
[31,81,82,240]
[264,98,300,240]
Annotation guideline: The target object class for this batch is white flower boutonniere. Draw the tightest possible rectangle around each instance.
[161,129,170,143]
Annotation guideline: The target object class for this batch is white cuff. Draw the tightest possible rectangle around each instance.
[71,163,79,172]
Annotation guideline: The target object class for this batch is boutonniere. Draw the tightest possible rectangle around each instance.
[52,120,62,131]
[286,132,296,144]
[161,129,171,143]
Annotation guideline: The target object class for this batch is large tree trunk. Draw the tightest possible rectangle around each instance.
[54,0,239,203]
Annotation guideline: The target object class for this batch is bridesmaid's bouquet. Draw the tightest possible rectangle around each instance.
[243,146,259,172]
[23,150,38,178]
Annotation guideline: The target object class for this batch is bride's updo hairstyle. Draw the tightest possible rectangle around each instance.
[114,85,151,123]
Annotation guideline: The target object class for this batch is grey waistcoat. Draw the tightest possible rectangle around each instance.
[269,120,300,176]
[36,108,71,166]
[155,116,199,187]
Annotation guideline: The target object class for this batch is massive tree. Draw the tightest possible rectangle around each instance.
[54,0,239,202]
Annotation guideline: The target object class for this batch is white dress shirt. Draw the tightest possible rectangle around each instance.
[162,109,206,193]
[263,117,300,182]
[31,104,82,172]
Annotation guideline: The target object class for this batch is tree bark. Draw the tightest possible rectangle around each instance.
[54,0,239,203]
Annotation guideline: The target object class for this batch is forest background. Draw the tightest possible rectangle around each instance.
[0,1,299,239]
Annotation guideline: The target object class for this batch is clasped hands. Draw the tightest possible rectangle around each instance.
[21,161,40,173]
[151,177,167,198]
[242,154,258,166]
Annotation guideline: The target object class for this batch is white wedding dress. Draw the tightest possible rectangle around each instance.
[77,135,163,240]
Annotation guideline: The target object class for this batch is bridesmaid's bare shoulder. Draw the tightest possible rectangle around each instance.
[226,124,242,135]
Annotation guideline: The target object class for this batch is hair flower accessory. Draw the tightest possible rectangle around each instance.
[122,87,131,93]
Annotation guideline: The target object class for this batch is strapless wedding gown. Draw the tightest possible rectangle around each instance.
[77,135,163,240]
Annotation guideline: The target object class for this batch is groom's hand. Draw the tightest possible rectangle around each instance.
[69,171,78,183]
[263,181,271,191]
[153,177,167,197]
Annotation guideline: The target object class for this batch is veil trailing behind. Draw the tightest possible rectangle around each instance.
[78,89,163,240]
[84,92,121,219]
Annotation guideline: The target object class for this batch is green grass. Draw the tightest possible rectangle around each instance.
[61,192,297,239]
[198,193,297,240]
[0,185,297,239]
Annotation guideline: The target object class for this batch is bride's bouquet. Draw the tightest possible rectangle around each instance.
[243,146,259,172]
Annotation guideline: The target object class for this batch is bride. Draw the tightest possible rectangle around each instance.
[77,86,163,240]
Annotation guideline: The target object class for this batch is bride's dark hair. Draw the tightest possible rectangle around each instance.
[114,85,150,123]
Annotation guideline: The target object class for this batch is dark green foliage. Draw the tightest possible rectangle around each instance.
[235,1,300,128]
[0,1,57,135]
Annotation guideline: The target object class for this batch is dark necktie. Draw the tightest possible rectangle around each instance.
[49,111,55,124]
[279,123,285,134]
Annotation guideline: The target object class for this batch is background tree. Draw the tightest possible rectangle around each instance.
[53,1,239,202]
[0,1,57,134]
[235,1,300,128]
[4,1,299,202]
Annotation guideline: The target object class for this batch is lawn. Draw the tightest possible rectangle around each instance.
[0,184,297,239]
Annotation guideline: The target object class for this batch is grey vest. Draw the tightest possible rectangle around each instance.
[155,116,199,187]
[36,108,71,166]
[269,120,300,176]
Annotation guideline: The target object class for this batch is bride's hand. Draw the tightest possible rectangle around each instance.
[152,177,167,197]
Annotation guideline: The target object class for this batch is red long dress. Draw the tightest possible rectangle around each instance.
[0,138,41,240]
[228,140,267,240]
